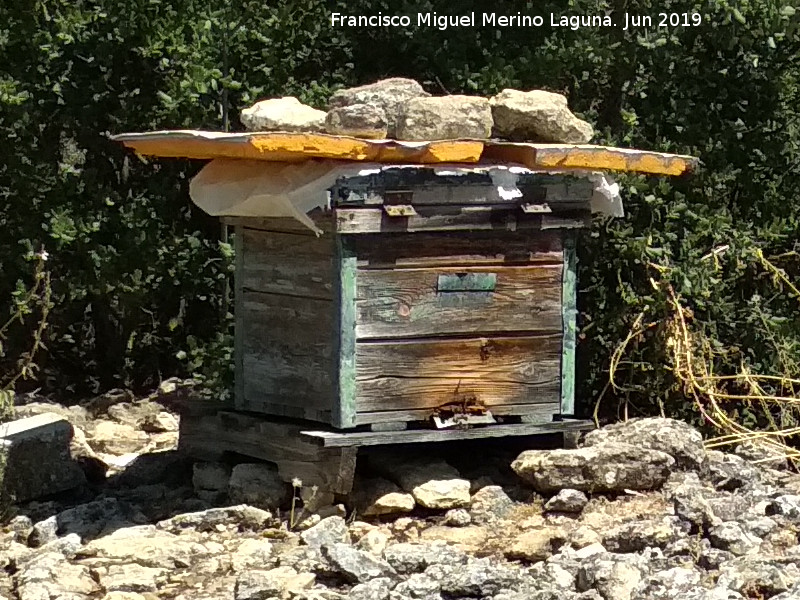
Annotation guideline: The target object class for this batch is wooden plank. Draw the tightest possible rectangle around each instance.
[114,131,485,164]
[334,239,358,429]
[221,210,334,235]
[335,172,594,207]
[355,334,561,413]
[352,232,563,269]
[561,234,578,416]
[180,411,357,494]
[234,226,245,409]
[237,290,335,417]
[301,418,596,448]
[240,228,335,299]
[354,401,560,427]
[336,206,590,234]
[355,265,562,340]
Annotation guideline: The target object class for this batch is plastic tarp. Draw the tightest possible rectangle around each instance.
[189,158,623,234]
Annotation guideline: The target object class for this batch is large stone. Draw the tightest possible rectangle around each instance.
[240,97,326,133]
[546,489,589,513]
[583,418,707,471]
[15,551,99,599]
[322,542,397,583]
[577,554,644,600]
[505,527,564,562]
[0,413,86,502]
[469,485,515,524]
[395,96,493,140]
[328,78,429,137]
[94,563,166,593]
[603,517,683,553]
[299,515,350,549]
[490,89,594,143]
[84,525,209,569]
[356,477,416,517]
[325,104,388,139]
[717,557,800,596]
[378,459,470,509]
[708,522,762,556]
[511,443,675,493]
[88,419,149,455]
[383,542,469,575]
[157,505,274,532]
[234,567,315,600]
[228,463,288,509]
[419,525,489,553]
[426,558,523,597]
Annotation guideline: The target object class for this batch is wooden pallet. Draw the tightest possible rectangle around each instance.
[179,408,593,498]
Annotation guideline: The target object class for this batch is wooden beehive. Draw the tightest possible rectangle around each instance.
[227,167,592,430]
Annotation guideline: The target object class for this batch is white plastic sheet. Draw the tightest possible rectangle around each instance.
[188,159,624,234]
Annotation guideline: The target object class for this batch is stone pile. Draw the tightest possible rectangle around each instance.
[239,77,594,144]
[5,401,800,600]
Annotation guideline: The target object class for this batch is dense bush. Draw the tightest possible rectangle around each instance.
[1,0,798,417]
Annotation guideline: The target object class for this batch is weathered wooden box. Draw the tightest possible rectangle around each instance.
[228,167,590,430]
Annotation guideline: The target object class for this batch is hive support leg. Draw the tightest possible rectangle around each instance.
[179,411,358,503]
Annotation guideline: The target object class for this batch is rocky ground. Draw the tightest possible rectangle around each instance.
[3,384,800,600]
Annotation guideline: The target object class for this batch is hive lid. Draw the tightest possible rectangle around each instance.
[110,130,698,177]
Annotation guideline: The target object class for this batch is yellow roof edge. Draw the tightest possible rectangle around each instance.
[110,130,699,176]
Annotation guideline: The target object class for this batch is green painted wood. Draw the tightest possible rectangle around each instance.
[437,272,497,292]
[233,226,245,409]
[561,233,577,416]
[335,238,358,429]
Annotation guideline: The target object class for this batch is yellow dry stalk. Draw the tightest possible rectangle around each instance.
[606,250,800,468]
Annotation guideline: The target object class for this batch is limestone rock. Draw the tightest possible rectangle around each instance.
[443,508,472,527]
[228,463,288,509]
[419,525,488,553]
[708,522,762,556]
[299,515,350,549]
[240,97,326,133]
[546,489,589,513]
[383,542,469,575]
[322,543,396,583]
[356,478,416,517]
[94,563,166,593]
[426,558,523,597]
[577,554,644,600]
[356,529,389,556]
[88,420,149,455]
[717,556,800,596]
[603,517,683,553]
[85,525,208,569]
[230,537,274,572]
[767,495,800,520]
[328,78,429,137]
[28,516,58,547]
[1,413,87,502]
[490,89,593,143]
[395,96,493,140]
[583,418,707,472]
[469,485,515,524]
[380,459,470,509]
[157,505,274,532]
[234,566,315,600]
[15,551,100,599]
[349,577,395,600]
[325,104,388,139]
[140,411,179,433]
[511,443,675,493]
[706,450,762,491]
[506,527,565,562]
